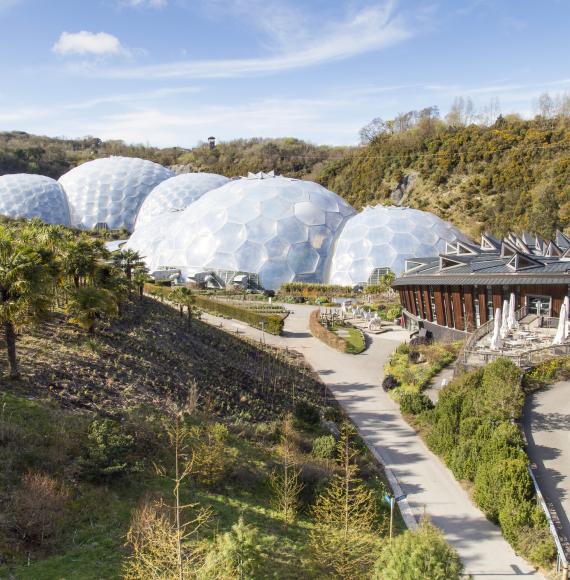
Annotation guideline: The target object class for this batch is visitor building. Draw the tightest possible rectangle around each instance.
[393,231,570,340]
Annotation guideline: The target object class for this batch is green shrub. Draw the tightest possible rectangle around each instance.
[373,520,463,580]
[294,400,320,426]
[312,435,336,460]
[399,392,434,415]
[79,418,137,481]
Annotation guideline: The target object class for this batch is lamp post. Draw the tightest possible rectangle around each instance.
[208,136,216,150]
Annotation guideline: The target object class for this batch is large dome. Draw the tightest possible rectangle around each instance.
[328,205,470,284]
[134,172,230,229]
[59,156,173,231]
[127,174,355,289]
[0,174,71,226]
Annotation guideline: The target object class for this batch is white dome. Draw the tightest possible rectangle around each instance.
[134,172,229,229]
[59,156,173,231]
[328,205,470,284]
[0,174,71,226]
[127,174,355,290]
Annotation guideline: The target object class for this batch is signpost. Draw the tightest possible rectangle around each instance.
[384,493,406,540]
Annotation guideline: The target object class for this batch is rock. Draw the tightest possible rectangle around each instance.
[390,172,418,205]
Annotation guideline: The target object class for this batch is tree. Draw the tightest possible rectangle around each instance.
[113,249,145,287]
[0,229,53,378]
[189,422,235,487]
[200,517,261,579]
[61,237,107,288]
[359,118,389,144]
[269,414,303,531]
[170,287,195,327]
[124,390,211,580]
[310,422,380,578]
[373,519,463,580]
[67,286,118,334]
[133,266,149,301]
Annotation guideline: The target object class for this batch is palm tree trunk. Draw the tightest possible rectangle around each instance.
[5,321,19,379]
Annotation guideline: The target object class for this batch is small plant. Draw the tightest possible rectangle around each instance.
[312,434,336,460]
[382,375,400,391]
[294,400,320,426]
[399,392,434,415]
[79,418,136,481]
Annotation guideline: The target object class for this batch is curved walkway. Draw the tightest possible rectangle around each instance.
[524,380,570,555]
[203,304,541,579]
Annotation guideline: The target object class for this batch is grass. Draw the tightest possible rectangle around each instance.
[329,323,367,354]
[0,297,404,578]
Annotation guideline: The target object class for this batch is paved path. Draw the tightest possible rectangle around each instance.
[524,380,570,554]
[425,363,456,404]
[202,304,542,578]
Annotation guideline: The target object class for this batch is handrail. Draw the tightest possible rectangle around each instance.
[528,464,569,577]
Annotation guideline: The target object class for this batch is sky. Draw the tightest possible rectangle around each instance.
[0,0,568,148]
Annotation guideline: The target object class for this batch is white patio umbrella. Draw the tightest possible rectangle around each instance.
[490,308,503,350]
[507,292,518,331]
[553,302,568,345]
[565,296,569,334]
[500,300,510,339]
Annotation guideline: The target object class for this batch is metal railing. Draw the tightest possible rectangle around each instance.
[527,465,569,578]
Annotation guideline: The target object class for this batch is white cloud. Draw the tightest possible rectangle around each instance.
[119,0,167,8]
[99,1,413,79]
[52,31,126,57]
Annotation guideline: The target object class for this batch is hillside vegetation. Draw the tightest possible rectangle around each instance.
[1,95,568,240]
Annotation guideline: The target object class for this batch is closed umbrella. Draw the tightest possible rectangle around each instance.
[500,300,510,339]
[507,292,518,331]
[553,302,568,345]
[490,308,502,350]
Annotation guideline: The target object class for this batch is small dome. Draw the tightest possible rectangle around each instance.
[59,156,173,231]
[0,174,71,225]
[328,205,470,284]
[127,174,355,289]
[134,172,229,229]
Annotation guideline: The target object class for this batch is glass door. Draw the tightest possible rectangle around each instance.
[527,295,551,316]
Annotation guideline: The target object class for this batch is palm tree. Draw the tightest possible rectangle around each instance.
[67,287,118,334]
[62,237,108,289]
[170,287,195,327]
[113,249,144,282]
[0,229,53,378]
[132,267,149,301]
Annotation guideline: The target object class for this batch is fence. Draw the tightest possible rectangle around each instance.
[527,466,569,578]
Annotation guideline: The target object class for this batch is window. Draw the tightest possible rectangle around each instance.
[413,288,420,316]
[419,289,427,319]
[486,286,494,321]
[448,290,455,328]
[429,288,437,324]
[460,289,467,330]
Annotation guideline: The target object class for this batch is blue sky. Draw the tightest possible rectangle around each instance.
[0,0,568,147]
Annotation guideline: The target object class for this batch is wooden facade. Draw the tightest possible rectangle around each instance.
[399,283,569,332]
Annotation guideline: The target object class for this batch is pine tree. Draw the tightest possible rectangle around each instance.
[310,422,380,579]
[269,414,303,531]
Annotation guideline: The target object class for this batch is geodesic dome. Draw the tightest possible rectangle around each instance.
[59,156,173,231]
[127,174,355,289]
[328,205,470,284]
[0,174,71,226]
[134,172,230,229]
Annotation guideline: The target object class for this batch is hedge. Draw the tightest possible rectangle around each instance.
[417,359,556,568]
[192,295,285,335]
[308,309,348,353]
[145,284,286,335]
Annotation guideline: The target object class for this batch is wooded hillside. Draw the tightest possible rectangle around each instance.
[1,102,568,240]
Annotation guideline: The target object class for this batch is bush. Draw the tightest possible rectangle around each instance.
[79,418,136,481]
[382,375,400,391]
[312,435,336,460]
[399,392,434,415]
[308,309,347,352]
[192,295,285,335]
[12,471,70,545]
[409,335,431,348]
[373,520,463,579]
[294,400,320,426]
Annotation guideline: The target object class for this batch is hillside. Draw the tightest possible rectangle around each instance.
[0,296,405,578]
[1,111,568,240]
